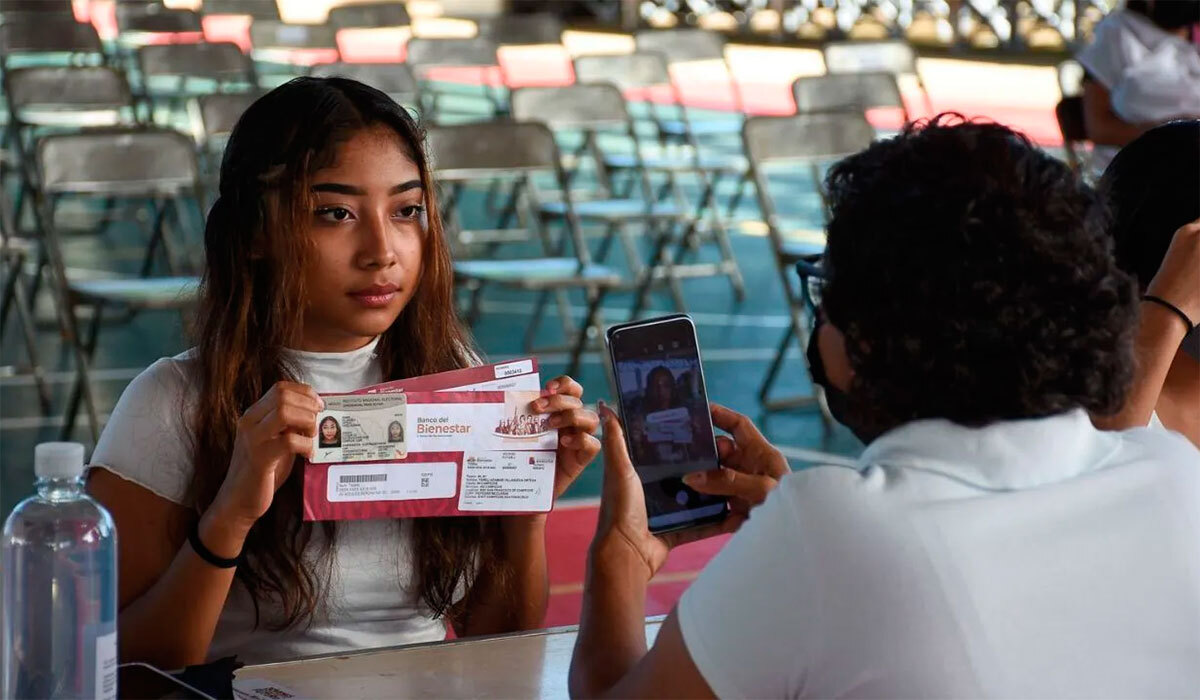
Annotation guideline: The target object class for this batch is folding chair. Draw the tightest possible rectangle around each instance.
[405,36,503,120]
[4,66,137,235]
[427,121,622,375]
[634,28,744,140]
[137,42,257,123]
[195,90,263,199]
[34,128,203,441]
[327,2,410,29]
[115,3,204,46]
[743,111,874,418]
[0,154,49,413]
[477,12,564,45]
[202,0,280,19]
[792,72,909,124]
[821,39,934,116]
[0,16,105,71]
[248,20,340,74]
[309,62,419,112]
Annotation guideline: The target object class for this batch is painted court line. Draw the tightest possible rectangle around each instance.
[477,299,791,329]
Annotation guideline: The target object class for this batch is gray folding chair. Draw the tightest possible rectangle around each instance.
[0,16,105,71]
[405,36,503,120]
[138,42,257,124]
[0,154,49,413]
[201,0,280,20]
[195,90,262,197]
[309,62,419,111]
[477,12,564,45]
[116,3,203,46]
[821,39,933,116]
[743,111,874,417]
[792,72,909,123]
[428,121,622,375]
[4,66,137,234]
[34,128,203,441]
[327,2,410,29]
[249,20,340,73]
[512,82,745,316]
[634,28,744,139]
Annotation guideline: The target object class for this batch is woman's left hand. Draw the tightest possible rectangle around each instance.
[531,375,600,500]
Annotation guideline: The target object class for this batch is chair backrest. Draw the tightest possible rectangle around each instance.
[249,20,337,49]
[37,128,199,195]
[572,52,671,92]
[405,37,499,70]
[1057,59,1084,98]
[202,0,279,20]
[0,0,73,14]
[792,72,904,115]
[635,28,725,62]
[822,39,918,77]
[327,2,409,29]
[426,121,558,180]
[6,66,133,113]
[138,42,252,82]
[198,90,262,139]
[510,83,628,130]
[117,3,203,34]
[743,111,874,166]
[309,62,417,100]
[477,12,564,45]
[0,18,103,56]
[1055,95,1087,171]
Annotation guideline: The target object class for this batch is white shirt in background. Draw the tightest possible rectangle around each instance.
[89,338,449,664]
[679,409,1200,698]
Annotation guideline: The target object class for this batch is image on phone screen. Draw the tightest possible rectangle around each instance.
[607,315,727,533]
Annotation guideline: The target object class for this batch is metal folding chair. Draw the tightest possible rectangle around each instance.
[792,72,909,123]
[309,62,419,112]
[201,0,280,20]
[743,111,874,418]
[249,20,340,73]
[821,39,934,116]
[0,15,105,71]
[0,154,49,413]
[327,2,410,29]
[477,12,564,45]
[405,36,503,120]
[195,90,262,199]
[34,127,203,441]
[138,41,257,124]
[634,28,744,140]
[427,120,622,375]
[115,3,204,46]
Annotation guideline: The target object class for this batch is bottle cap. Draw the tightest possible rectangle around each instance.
[34,442,86,480]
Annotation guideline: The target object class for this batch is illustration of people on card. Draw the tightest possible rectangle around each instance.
[496,391,549,439]
[318,416,342,448]
[387,420,404,443]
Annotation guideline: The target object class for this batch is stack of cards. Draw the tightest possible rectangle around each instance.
[303,359,557,521]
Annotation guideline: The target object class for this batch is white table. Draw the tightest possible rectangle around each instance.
[236,618,663,699]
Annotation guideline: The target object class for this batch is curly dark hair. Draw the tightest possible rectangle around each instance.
[820,115,1138,432]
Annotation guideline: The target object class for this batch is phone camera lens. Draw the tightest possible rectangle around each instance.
[675,490,690,506]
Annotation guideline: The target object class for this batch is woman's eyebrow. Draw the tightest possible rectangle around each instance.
[391,180,423,195]
[310,181,422,195]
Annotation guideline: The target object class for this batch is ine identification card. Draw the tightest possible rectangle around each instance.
[302,359,552,521]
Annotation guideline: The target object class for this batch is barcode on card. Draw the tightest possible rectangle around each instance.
[339,474,387,484]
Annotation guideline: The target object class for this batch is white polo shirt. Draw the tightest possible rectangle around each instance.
[679,410,1200,698]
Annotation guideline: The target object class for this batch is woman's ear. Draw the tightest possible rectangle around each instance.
[818,322,855,393]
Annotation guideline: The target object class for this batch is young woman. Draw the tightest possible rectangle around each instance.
[85,77,600,667]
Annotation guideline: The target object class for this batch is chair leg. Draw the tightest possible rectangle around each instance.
[757,321,794,406]
[12,273,50,414]
[567,286,608,378]
[62,301,103,442]
[0,254,19,335]
[523,289,552,353]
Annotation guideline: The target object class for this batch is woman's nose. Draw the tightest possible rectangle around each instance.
[356,211,397,269]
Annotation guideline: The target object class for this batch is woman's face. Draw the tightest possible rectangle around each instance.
[321,418,338,441]
[389,422,402,439]
[649,372,674,407]
[300,125,426,352]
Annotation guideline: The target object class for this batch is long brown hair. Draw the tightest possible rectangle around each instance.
[190,77,502,628]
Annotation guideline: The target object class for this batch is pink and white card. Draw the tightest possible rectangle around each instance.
[302,359,556,521]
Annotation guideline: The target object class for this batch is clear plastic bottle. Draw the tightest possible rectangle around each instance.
[3,443,118,700]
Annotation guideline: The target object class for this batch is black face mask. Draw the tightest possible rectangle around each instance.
[806,315,882,444]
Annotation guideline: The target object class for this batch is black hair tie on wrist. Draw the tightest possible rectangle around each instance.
[188,521,242,569]
[1143,295,1197,333]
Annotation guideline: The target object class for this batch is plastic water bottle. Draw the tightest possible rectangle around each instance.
[2,443,118,699]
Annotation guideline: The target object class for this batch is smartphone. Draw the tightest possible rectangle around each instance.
[606,314,727,534]
[118,663,213,699]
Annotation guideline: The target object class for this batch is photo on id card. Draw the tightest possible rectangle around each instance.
[313,394,408,464]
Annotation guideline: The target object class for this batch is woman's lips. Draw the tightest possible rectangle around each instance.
[348,284,398,308]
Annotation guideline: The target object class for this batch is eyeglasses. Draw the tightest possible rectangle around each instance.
[795,255,826,320]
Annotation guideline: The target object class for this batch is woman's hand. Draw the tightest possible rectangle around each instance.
[1147,219,1200,327]
[531,375,600,500]
[210,381,323,533]
[591,402,736,581]
[682,403,789,530]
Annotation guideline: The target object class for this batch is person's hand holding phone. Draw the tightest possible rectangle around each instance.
[682,404,789,527]
[592,402,738,580]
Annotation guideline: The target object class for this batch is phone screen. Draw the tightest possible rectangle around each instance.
[608,315,726,532]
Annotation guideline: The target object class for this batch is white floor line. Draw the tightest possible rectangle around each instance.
[476,299,792,329]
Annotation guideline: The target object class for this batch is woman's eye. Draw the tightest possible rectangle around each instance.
[396,205,425,220]
[316,206,353,222]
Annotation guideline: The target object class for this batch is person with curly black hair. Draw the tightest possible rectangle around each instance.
[1094,120,1200,446]
[570,116,1200,698]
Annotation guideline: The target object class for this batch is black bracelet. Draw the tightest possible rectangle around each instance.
[1143,295,1197,333]
[188,520,242,569]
